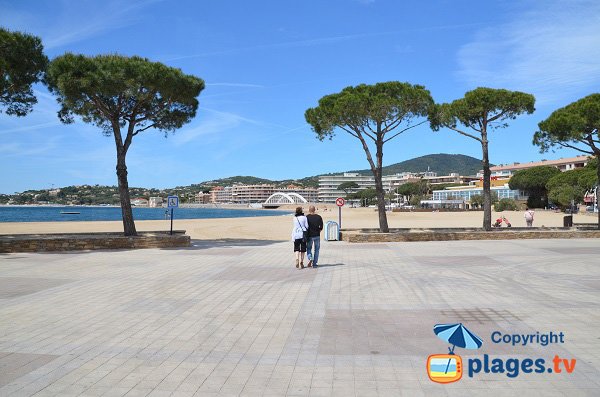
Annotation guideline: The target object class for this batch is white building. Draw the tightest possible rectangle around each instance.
[430,184,527,208]
[318,173,375,203]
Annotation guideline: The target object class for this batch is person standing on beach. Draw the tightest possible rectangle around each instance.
[306,205,323,268]
[524,207,535,227]
[292,206,309,269]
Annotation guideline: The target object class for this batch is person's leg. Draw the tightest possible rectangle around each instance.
[300,241,306,268]
[313,237,320,266]
[294,240,300,268]
[306,237,314,266]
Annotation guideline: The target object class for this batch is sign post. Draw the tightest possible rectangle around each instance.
[167,195,179,235]
[336,197,345,228]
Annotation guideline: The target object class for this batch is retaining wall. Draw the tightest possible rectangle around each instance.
[0,231,190,253]
[340,227,600,243]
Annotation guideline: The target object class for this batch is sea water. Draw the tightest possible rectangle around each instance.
[0,206,290,222]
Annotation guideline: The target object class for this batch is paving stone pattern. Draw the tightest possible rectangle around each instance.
[0,238,599,396]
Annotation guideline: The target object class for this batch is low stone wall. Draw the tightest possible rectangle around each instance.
[340,227,600,243]
[0,231,190,253]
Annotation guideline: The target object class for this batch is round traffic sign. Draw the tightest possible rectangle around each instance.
[336,197,345,207]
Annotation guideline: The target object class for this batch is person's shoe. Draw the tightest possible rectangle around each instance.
[300,262,305,269]
[296,259,299,268]
[307,260,313,267]
[313,264,318,268]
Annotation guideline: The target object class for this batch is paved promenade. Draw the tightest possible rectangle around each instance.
[1,238,599,396]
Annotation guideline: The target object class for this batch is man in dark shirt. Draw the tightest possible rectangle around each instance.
[306,205,323,268]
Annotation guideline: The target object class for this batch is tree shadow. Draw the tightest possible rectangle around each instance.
[162,238,285,251]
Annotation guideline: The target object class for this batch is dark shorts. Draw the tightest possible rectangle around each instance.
[293,239,306,252]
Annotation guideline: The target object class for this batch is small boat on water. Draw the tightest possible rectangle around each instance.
[60,211,81,215]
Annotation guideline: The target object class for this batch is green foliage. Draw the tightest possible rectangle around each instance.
[305,82,434,141]
[337,181,359,197]
[494,198,518,212]
[350,153,486,176]
[395,180,429,198]
[509,165,561,208]
[409,195,423,206]
[535,94,600,230]
[509,166,561,191]
[348,188,378,206]
[431,88,536,133]
[46,54,205,136]
[207,176,274,186]
[534,94,600,155]
[0,27,48,116]
[546,168,592,207]
[470,194,483,208]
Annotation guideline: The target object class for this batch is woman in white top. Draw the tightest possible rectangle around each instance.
[291,206,309,269]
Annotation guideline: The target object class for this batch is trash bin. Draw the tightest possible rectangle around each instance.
[563,215,573,227]
[325,221,339,241]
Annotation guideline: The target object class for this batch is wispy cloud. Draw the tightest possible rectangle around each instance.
[0,136,62,157]
[171,108,263,146]
[0,121,59,135]
[42,0,164,50]
[456,0,600,105]
[167,23,484,61]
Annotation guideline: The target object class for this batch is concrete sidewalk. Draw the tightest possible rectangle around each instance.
[0,238,598,396]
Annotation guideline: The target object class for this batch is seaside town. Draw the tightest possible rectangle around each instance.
[1,1,599,396]
[3,154,597,213]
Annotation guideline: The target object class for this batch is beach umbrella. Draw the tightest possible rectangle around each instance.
[433,323,483,375]
[433,323,483,353]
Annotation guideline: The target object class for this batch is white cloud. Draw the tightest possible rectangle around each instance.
[456,0,600,105]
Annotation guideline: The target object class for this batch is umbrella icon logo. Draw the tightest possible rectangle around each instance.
[427,323,483,384]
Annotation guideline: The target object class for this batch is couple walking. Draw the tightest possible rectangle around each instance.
[292,205,323,269]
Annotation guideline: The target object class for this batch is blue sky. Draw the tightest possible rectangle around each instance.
[1,0,599,193]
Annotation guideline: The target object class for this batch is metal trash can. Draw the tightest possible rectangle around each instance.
[563,215,573,227]
[325,221,340,241]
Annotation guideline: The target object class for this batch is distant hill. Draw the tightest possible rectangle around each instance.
[196,154,487,189]
[349,153,487,176]
[202,176,274,186]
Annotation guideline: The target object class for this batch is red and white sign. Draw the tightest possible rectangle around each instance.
[336,197,345,207]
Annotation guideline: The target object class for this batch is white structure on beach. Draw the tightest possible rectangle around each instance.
[264,192,308,205]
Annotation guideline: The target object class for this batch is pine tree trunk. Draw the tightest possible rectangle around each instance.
[116,155,137,236]
[375,141,389,233]
[375,174,390,233]
[482,138,492,231]
[596,160,600,229]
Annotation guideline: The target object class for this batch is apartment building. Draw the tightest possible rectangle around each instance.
[318,173,376,203]
[210,186,233,203]
[231,184,275,203]
[479,155,591,178]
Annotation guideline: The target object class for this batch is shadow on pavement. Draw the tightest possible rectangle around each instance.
[165,238,285,250]
[315,263,346,268]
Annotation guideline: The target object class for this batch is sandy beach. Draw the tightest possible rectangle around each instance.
[0,208,595,241]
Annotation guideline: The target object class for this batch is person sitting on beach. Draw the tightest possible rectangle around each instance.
[291,206,309,269]
[306,205,323,268]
